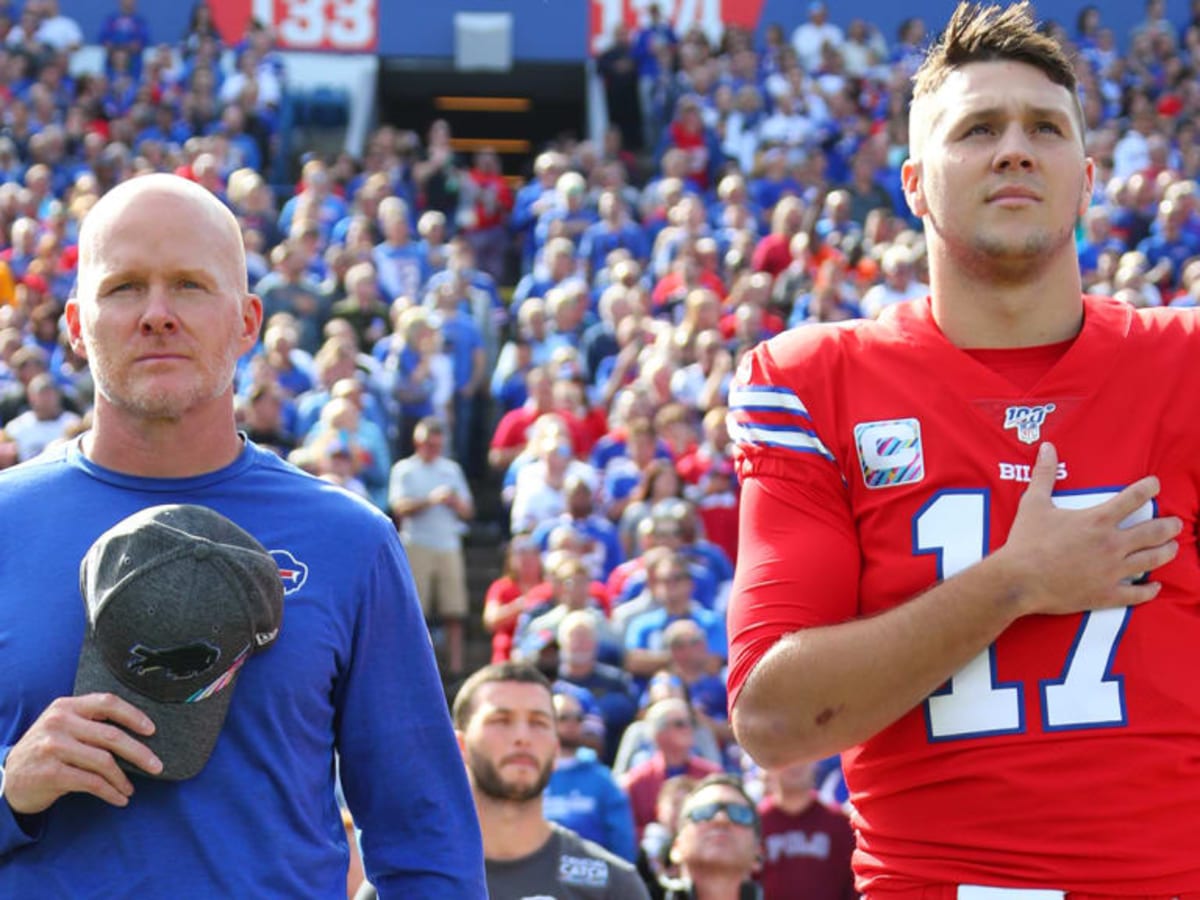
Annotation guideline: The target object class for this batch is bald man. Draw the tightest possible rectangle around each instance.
[0,175,485,896]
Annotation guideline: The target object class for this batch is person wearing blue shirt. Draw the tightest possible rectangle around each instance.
[372,196,429,302]
[278,160,348,245]
[1137,198,1200,289]
[544,689,637,862]
[1077,206,1129,279]
[98,0,151,80]
[632,3,678,148]
[511,151,568,275]
[534,172,599,258]
[623,553,726,691]
[531,476,625,581]
[556,614,640,766]
[512,236,587,318]
[578,191,650,278]
[135,103,192,153]
[0,174,484,896]
[428,282,486,474]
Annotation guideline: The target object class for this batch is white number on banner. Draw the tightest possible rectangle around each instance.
[268,0,377,50]
[591,0,723,54]
[328,0,375,47]
[914,489,1149,740]
[276,0,324,46]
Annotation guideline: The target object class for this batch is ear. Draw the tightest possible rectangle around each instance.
[239,293,264,354]
[1079,157,1096,218]
[901,158,927,218]
[64,297,87,360]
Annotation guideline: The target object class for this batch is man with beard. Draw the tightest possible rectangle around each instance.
[453,663,649,899]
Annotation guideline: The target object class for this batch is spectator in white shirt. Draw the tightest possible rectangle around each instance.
[860,245,929,318]
[6,373,81,460]
[35,0,83,53]
[790,1,844,74]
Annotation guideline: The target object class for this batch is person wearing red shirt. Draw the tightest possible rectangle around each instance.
[756,761,857,900]
[728,4,1200,894]
[489,365,586,473]
[483,534,550,663]
[750,195,806,277]
[460,147,513,282]
[619,698,721,842]
[656,95,722,192]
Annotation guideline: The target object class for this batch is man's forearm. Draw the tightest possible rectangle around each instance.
[389,497,430,519]
[732,551,1026,768]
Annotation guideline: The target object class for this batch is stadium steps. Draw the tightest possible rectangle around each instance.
[436,93,537,176]
[376,61,587,183]
[459,468,509,677]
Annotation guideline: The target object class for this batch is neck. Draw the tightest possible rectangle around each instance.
[561,660,591,678]
[475,793,553,862]
[84,398,245,478]
[675,659,706,680]
[664,599,691,617]
[927,242,1085,348]
[661,746,690,768]
[686,867,747,900]
[772,787,816,815]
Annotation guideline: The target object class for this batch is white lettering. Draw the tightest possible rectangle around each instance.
[998,462,1068,482]
[765,829,832,863]
[559,855,610,887]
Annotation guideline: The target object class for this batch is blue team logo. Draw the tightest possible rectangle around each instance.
[270,549,309,595]
[854,418,925,489]
[1003,403,1056,445]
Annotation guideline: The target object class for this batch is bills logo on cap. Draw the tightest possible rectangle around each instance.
[270,549,308,595]
[127,641,220,679]
[1003,403,1056,444]
[855,418,924,489]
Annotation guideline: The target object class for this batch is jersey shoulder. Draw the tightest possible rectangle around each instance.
[245,442,397,541]
[733,303,925,395]
[729,316,913,475]
[1128,298,1200,341]
[0,440,75,507]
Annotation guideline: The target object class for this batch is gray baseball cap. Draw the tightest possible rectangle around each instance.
[74,505,284,781]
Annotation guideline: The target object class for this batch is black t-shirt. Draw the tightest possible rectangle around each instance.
[486,823,650,900]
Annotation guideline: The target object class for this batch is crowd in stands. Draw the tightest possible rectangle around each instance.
[0,0,1197,894]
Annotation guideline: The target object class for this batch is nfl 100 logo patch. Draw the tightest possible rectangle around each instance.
[1003,403,1056,444]
[854,418,925,489]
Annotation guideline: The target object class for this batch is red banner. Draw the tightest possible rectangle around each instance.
[210,0,378,52]
[590,0,765,55]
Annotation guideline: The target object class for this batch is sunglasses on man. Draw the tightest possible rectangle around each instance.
[683,801,757,828]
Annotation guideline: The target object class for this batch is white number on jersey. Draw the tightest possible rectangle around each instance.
[914,489,1151,740]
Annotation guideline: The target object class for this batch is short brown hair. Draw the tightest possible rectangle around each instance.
[451,662,552,730]
[913,2,1076,100]
[910,2,1084,155]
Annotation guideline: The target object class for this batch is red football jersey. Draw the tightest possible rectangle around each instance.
[726,296,1200,892]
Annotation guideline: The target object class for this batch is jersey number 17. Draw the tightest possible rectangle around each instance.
[914,489,1152,741]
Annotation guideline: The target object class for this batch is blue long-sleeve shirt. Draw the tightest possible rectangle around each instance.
[0,439,485,898]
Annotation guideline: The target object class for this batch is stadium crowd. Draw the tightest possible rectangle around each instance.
[0,0,1197,895]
